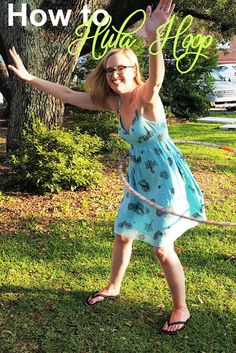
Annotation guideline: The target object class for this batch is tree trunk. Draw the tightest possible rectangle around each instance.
[0,0,93,152]
[6,35,72,151]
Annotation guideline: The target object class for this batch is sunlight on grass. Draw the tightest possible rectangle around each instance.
[0,122,235,353]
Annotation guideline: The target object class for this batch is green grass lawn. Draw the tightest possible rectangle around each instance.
[0,122,236,353]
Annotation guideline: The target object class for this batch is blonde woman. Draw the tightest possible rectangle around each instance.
[9,0,206,334]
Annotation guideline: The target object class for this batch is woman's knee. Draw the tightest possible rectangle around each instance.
[154,243,174,262]
[115,234,133,244]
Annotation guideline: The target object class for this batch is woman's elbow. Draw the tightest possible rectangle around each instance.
[61,89,74,104]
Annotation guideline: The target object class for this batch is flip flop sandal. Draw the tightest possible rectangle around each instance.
[162,316,191,335]
[84,291,120,306]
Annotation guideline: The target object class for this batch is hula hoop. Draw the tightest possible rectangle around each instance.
[174,140,236,153]
[118,140,236,227]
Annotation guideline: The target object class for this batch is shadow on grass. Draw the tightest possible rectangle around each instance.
[1,220,235,281]
[0,284,235,353]
[0,219,235,352]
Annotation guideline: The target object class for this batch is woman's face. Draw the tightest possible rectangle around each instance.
[105,52,137,94]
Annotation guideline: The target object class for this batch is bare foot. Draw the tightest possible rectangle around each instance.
[162,307,190,334]
[86,287,120,305]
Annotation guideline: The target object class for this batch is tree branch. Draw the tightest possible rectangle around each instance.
[178,8,236,33]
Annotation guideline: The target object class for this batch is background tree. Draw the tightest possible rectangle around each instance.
[0,0,235,151]
[0,0,93,152]
[160,15,218,119]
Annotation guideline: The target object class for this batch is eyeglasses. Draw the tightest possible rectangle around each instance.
[105,65,135,76]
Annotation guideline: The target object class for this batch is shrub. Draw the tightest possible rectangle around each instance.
[161,61,216,119]
[8,119,104,193]
[65,109,118,140]
[104,135,130,160]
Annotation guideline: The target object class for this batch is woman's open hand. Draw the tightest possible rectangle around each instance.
[145,0,175,39]
[8,47,34,82]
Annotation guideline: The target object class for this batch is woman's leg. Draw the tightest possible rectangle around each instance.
[154,243,190,333]
[87,234,133,304]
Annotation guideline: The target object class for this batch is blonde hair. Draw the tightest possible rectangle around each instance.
[84,48,144,109]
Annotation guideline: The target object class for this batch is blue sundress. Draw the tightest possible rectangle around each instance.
[114,97,206,247]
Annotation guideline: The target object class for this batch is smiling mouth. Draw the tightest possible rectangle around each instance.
[112,79,123,85]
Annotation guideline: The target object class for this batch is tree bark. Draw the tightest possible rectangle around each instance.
[0,0,93,152]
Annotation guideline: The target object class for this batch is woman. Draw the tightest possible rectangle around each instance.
[9,0,206,335]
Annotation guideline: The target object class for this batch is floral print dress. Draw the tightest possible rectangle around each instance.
[114,97,206,247]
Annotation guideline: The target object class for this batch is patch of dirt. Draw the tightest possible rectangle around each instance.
[167,117,189,124]
[0,162,124,234]
[194,171,235,203]
[0,118,9,186]
[0,117,234,235]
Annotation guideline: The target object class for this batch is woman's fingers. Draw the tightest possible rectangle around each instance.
[8,47,24,76]
[156,0,175,16]
[9,47,19,59]
[146,5,152,17]
[9,47,23,68]
[169,3,175,15]
[158,0,165,11]
[9,47,16,55]
[7,64,20,77]
[8,47,32,81]
[9,48,17,66]
[13,47,20,59]
[8,64,16,73]
[9,47,18,61]
[146,0,175,22]
[164,0,173,14]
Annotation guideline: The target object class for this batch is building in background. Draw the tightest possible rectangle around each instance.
[218,36,236,64]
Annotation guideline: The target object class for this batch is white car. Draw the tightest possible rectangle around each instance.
[215,64,236,83]
[208,71,236,109]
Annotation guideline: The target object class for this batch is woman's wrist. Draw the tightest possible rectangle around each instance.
[146,32,161,45]
[26,73,36,83]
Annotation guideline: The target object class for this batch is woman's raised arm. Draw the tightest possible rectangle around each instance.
[141,0,175,102]
[8,47,104,111]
